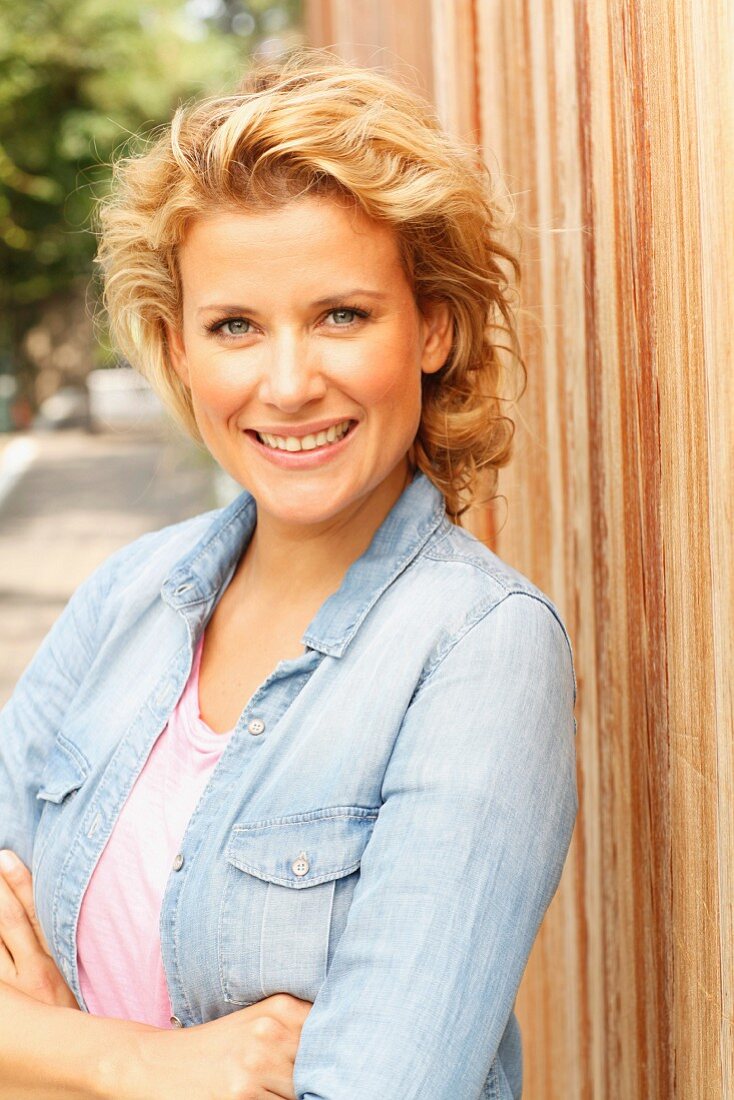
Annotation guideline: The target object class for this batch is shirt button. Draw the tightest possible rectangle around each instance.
[248,718,265,736]
[291,852,310,876]
[172,853,184,871]
[170,1015,184,1028]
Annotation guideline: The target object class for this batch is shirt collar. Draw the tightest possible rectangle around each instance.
[161,470,449,658]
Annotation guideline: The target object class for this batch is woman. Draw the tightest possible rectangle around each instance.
[0,50,578,1099]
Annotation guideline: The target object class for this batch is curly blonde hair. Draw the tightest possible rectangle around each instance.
[95,47,524,521]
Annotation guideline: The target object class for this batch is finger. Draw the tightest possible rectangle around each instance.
[0,851,50,954]
[0,938,15,980]
[260,1037,302,1100]
[260,993,313,1029]
[0,872,46,969]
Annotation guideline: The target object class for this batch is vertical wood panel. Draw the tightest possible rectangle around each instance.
[305,0,434,99]
[306,2,734,1096]
[429,0,479,140]
[689,3,734,1090]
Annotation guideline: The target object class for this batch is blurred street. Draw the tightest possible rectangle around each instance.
[0,427,231,706]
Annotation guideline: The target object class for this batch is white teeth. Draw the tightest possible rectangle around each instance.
[256,419,352,451]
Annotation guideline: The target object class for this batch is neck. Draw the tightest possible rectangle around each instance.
[238,462,415,601]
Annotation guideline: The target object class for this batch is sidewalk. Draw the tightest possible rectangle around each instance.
[0,426,225,706]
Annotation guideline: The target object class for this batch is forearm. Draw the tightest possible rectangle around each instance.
[0,981,151,1099]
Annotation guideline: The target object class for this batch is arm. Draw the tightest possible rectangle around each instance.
[293,592,579,1099]
[0,981,311,1099]
[0,981,154,1099]
[0,558,113,866]
[0,524,177,861]
[0,550,151,1097]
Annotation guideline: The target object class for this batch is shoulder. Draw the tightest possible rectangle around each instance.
[405,519,576,698]
[72,504,226,610]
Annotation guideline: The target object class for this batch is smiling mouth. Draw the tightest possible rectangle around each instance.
[248,419,357,452]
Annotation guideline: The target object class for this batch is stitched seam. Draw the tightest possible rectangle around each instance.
[225,860,362,887]
[231,808,379,831]
[53,732,90,776]
[259,884,271,998]
[414,589,577,703]
[421,550,577,707]
[169,498,254,603]
[302,556,425,650]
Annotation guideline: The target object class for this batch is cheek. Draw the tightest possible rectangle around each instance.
[352,334,422,407]
[188,356,254,411]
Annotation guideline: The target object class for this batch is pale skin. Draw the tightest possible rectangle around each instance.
[0,194,453,1095]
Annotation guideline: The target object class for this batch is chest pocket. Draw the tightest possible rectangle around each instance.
[218,806,378,1006]
[33,733,90,880]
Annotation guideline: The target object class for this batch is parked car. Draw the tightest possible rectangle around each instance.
[86,366,165,433]
[31,385,91,432]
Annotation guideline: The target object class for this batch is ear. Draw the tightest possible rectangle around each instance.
[165,321,190,389]
[418,299,454,375]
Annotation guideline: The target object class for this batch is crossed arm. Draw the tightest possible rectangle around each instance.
[0,850,78,1009]
[0,854,310,1098]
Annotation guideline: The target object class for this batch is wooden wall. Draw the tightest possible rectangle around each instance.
[305,2,734,1097]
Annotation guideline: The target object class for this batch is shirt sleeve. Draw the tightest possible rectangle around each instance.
[0,554,115,865]
[292,590,579,1100]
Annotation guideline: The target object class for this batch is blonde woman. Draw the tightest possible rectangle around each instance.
[0,50,578,1099]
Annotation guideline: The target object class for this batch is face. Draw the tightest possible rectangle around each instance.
[166,196,453,534]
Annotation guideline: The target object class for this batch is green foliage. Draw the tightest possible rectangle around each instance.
[0,0,302,376]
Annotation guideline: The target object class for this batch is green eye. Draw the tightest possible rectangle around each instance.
[221,319,250,335]
[328,307,371,326]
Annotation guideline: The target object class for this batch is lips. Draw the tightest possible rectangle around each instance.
[244,418,359,467]
[254,418,354,451]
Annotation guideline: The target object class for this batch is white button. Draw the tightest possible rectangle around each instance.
[291,852,310,877]
[173,853,184,871]
[170,1015,184,1028]
[248,718,265,735]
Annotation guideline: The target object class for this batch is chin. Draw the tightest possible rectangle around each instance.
[259,493,354,526]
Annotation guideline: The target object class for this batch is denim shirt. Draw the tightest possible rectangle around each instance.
[0,470,578,1099]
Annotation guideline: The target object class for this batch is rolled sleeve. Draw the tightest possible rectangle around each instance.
[293,591,579,1099]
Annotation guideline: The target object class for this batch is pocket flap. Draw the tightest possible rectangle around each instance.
[36,734,90,804]
[226,807,378,888]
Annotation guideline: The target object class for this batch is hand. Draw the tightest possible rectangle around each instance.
[127,993,313,1100]
[0,849,79,1009]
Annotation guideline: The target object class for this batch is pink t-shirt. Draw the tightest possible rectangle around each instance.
[77,632,234,1027]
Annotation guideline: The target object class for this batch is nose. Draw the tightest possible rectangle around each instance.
[257,329,327,412]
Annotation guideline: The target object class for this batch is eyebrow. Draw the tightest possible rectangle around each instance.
[195,289,389,316]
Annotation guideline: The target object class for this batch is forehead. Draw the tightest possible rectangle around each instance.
[177,196,406,293]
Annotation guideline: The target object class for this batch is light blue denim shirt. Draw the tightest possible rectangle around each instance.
[0,470,578,1099]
